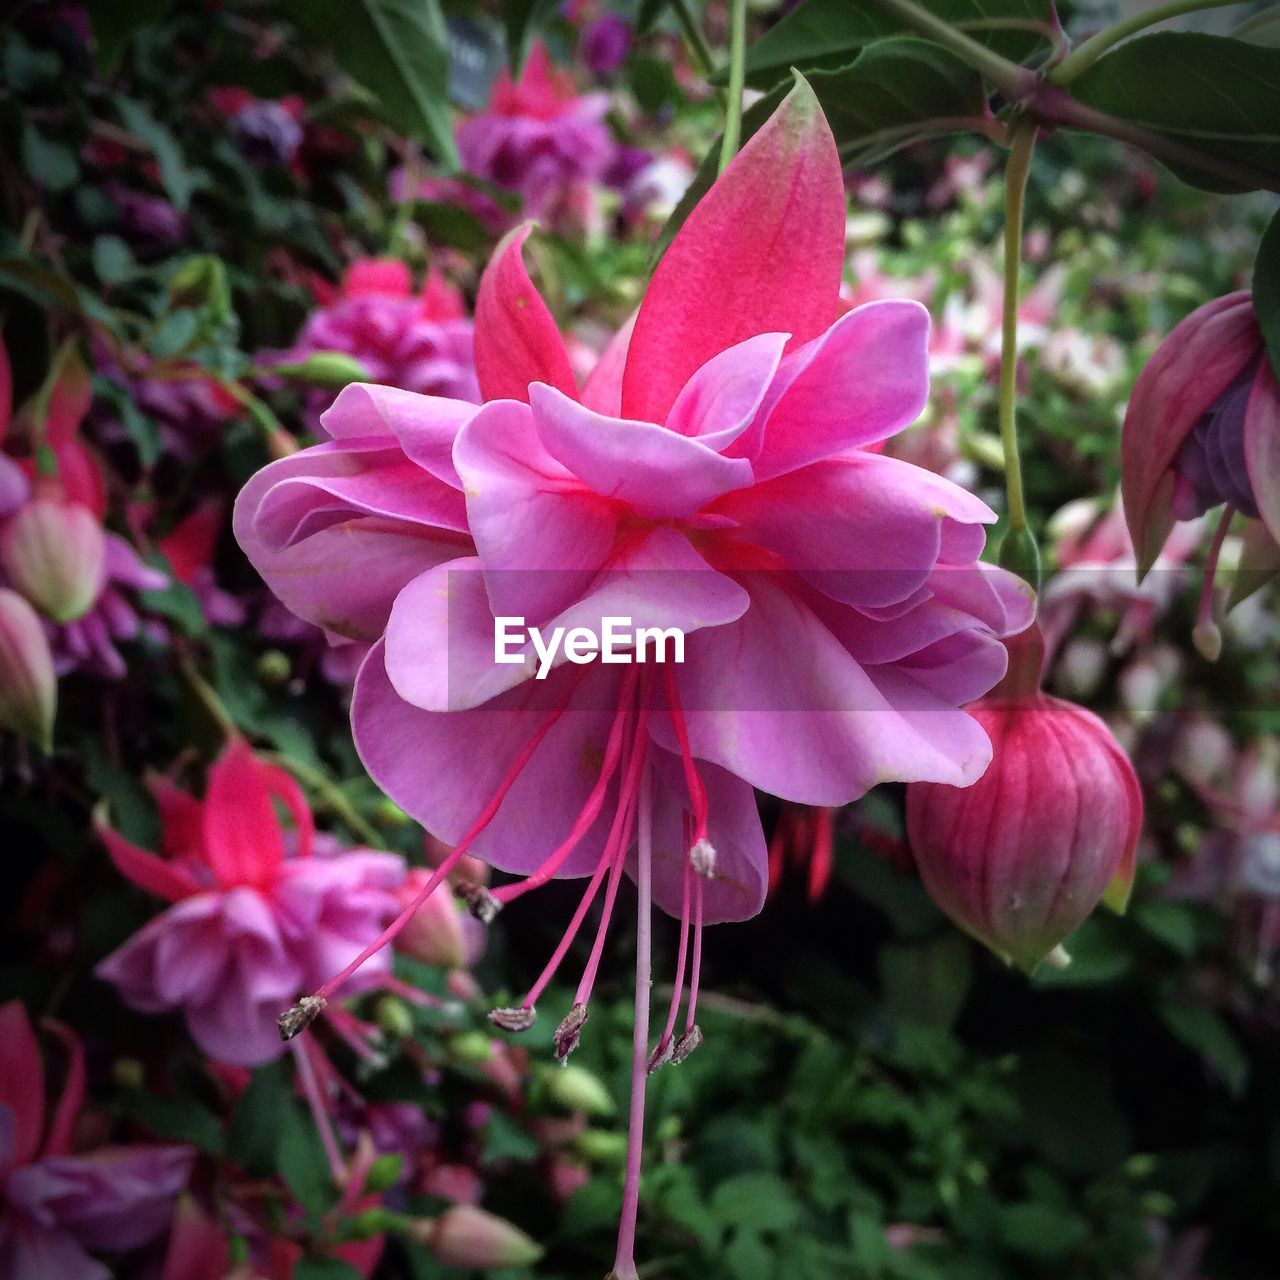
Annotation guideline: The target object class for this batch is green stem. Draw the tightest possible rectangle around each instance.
[999,116,1035,535]
[265,752,384,848]
[670,0,717,81]
[869,0,1036,98]
[717,0,748,175]
[1050,0,1244,85]
[176,650,239,740]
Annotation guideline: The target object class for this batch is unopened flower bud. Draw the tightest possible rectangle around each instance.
[545,1063,615,1118]
[2,498,105,622]
[448,1031,493,1064]
[395,869,472,969]
[575,1128,628,1164]
[256,649,292,686]
[426,1205,543,1269]
[271,351,371,387]
[0,588,56,752]
[906,628,1143,974]
[374,995,414,1039]
[364,1152,405,1193]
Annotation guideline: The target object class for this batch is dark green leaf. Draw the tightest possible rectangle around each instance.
[711,1173,802,1232]
[879,933,972,1030]
[119,1090,226,1155]
[279,1105,340,1214]
[411,199,489,253]
[293,1260,363,1280]
[148,309,200,358]
[1160,999,1249,1097]
[91,234,136,285]
[655,42,986,259]
[228,1059,292,1174]
[289,0,459,168]
[1070,32,1280,193]
[116,96,193,210]
[637,0,674,37]
[738,0,1052,90]
[1254,207,1280,378]
[140,582,207,638]
[88,0,168,74]
[999,1201,1089,1259]
[21,124,79,192]
[505,0,558,73]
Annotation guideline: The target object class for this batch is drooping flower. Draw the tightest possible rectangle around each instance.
[96,740,406,1065]
[267,258,479,433]
[1,496,105,624]
[1122,292,1280,653]
[209,88,305,168]
[236,80,1031,1277]
[455,41,616,228]
[0,1001,194,1280]
[906,625,1143,973]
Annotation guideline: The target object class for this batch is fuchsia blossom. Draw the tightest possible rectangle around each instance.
[270,258,479,432]
[1122,291,1280,654]
[96,740,406,1065]
[0,1001,193,1280]
[456,42,616,227]
[236,81,1031,1277]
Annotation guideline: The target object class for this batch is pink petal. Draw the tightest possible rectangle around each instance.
[160,1197,231,1280]
[474,224,577,404]
[98,824,200,904]
[202,741,284,891]
[664,332,788,449]
[580,311,636,416]
[621,77,844,423]
[453,400,618,623]
[0,1000,44,1169]
[1122,292,1260,573]
[528,383,754,519]
[713,451,994,609]
[1244,357,1280,545]
[149,777,204,862]
[737,301,931,478]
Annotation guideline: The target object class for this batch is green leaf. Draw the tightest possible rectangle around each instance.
[227,1059,292,1174]
[505,0,558,73]
[738,0,1052,90]
[1070,32,1280,193]
[289,0,458,168]
[279,1106,339,1215]
[655,42,986,259]
[1159,999,1249,1097]
[1255,207,1280,379]
[999,1201,1089,1260]
[115,96,193,210]
[21,124,78,192]
[878,933,972,1030]
[293,1260,363,1280]
[88,0,168,74]
[710,1173,802,1232]
[119,1090,226,1155]
[1234,6,1280,48]
[637,0,675,37]
[1133,900,1199,956]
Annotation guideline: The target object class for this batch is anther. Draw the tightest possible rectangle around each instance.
[670,1024,703,1064]
[689,838,716,878]
[460,884,502,924]
[278,995,327,1041]
[646,1038,674,1074]
[488,1005,537,1032]
[554,1003,590,1061]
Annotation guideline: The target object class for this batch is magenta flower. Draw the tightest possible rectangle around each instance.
[96,741,406,1066]
[0,1001,193,1280]
[456,42,615,227]
[1122,292,1280,652]
[236,81,1030,1277]
[270,258,479,433]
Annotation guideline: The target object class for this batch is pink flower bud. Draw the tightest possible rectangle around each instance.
[2,498,105,622]
[394,869,481,969]
[425,1205,543,1269]
[0,587,56,751]
[906,627,1143,973]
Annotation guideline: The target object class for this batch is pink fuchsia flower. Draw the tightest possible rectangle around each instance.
[906,625,1143,973]
[0,1001,194,1280]
[209,88,304,168]
[237,80,1030,1277]
[413,1204,543,1269]
[157,500,247,629]
[96,740,406,1065]
[456,42,615,227]
[0,587,56,752]
[269,258,479,433]
[1122,292,1280,654]
[1,496,105,624]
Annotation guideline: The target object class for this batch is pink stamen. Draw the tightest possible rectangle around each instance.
[664,665,708,843]
[494,667,640,908]
[650,828,693,1071]
[291,1038,346,1184]
[311,697,572,1005]
[612,757,654,1280]
[324,1004,385,1065]
[684,868,704,1036]
[521,694,647,1010]
[572,697,649,1012]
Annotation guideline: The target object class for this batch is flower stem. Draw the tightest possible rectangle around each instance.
[670,0,717,81]
[717,0,748,176]
[612,756,653,1280]
[264,751,383,849]
[1050,0,1244,85]
[999,115,1035,538]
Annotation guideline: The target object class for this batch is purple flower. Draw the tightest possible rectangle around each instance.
[581,13,632,76]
